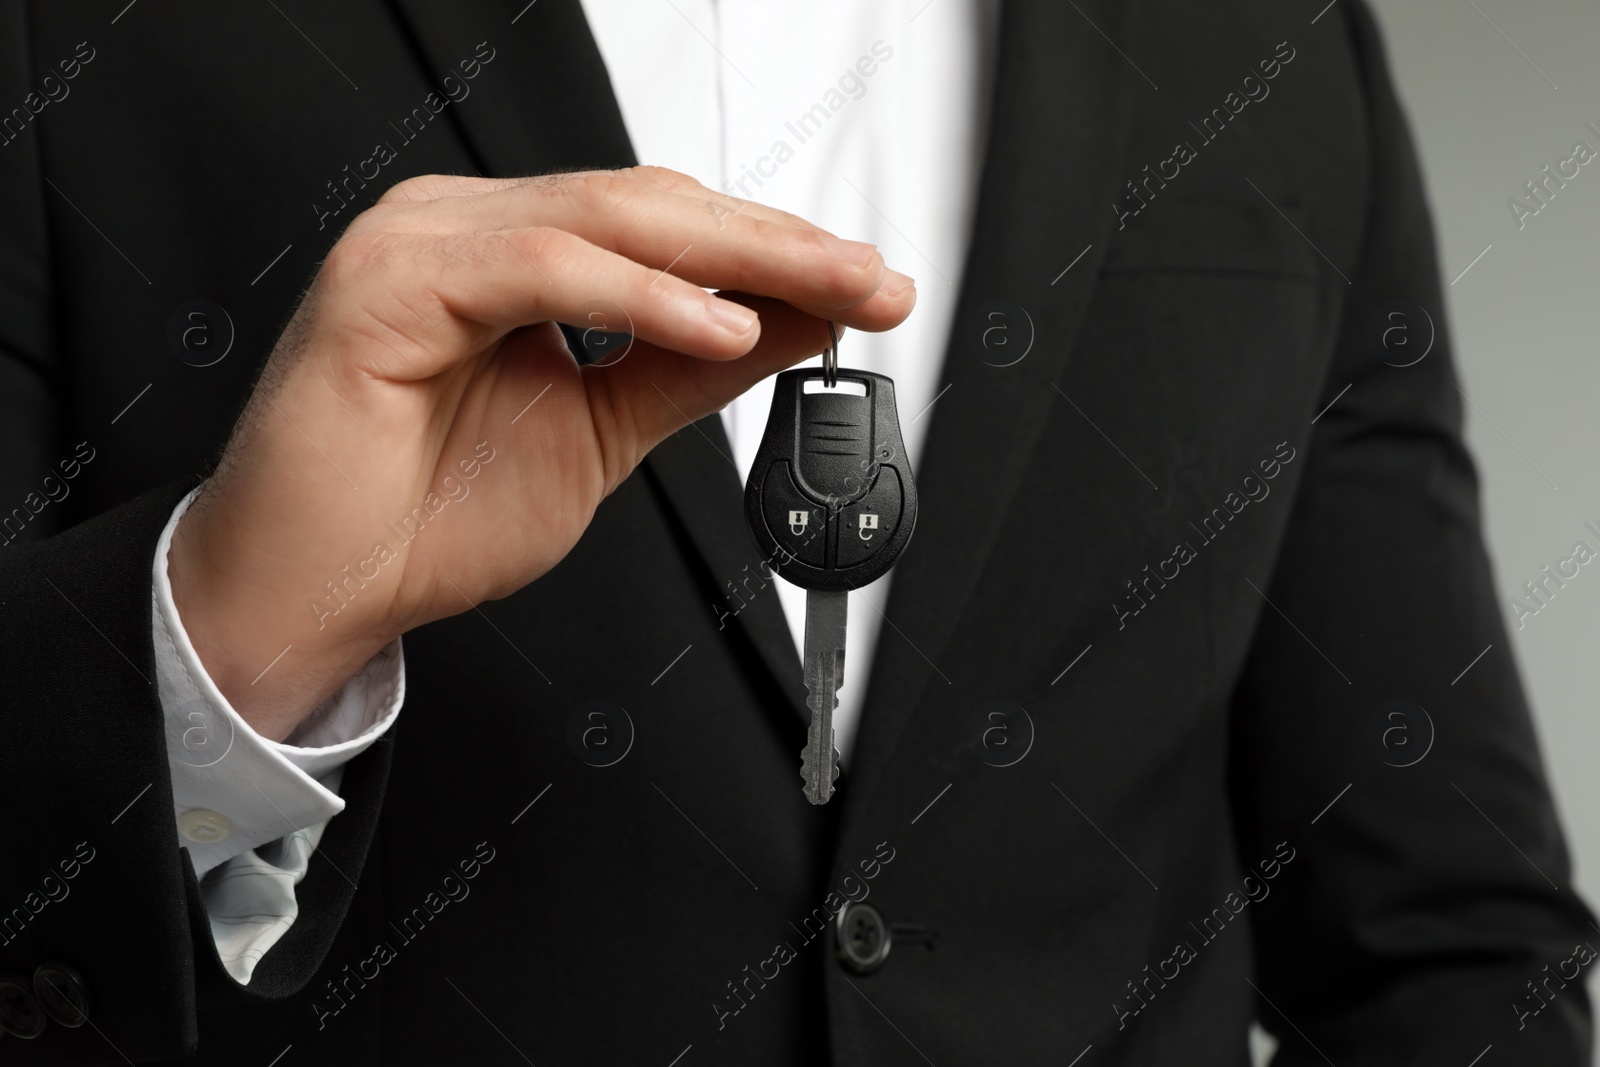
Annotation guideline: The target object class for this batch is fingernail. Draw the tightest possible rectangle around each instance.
[709,299,759,336]
[881,268,916,297]
[822,235,880,268]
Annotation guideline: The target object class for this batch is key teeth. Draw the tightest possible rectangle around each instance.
[799,747,842,805]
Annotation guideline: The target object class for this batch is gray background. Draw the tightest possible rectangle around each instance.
[1374,0,1600,1004]
[1254,1,1600,1062]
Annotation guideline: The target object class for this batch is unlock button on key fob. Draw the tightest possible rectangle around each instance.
[836,467,902,568]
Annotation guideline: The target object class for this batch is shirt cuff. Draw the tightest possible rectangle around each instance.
[200,764,343,985]
[152,486,404,880]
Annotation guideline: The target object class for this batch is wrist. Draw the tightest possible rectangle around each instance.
[167,491,402,743]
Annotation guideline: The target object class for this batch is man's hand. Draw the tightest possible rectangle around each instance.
[167,166,915,741]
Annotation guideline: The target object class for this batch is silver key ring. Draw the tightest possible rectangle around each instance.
[823,321,839,388]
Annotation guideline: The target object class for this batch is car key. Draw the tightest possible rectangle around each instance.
[743,326,918,804]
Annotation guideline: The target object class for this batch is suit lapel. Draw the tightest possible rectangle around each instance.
[389,0,811,724]
[386,0,634,178]
[842,0,1148,817]
[641,428,810,722]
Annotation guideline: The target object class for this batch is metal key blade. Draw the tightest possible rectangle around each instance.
[801,588,847,804]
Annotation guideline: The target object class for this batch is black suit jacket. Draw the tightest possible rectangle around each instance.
[0,0,1591,1063]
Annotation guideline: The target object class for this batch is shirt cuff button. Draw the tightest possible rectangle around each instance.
[178,809,233,844]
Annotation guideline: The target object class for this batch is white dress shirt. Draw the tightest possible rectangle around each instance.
[156,0,995,983]
[579,0,997,762]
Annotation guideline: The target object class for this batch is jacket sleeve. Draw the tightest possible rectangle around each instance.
[0,8,393,1063]
[1228,4,1596,1064]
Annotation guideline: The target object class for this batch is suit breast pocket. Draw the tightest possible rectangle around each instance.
[1078,198,1327,502]
[1065,198,1332,688]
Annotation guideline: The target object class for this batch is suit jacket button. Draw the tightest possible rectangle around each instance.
[0,974,46,1039]
[33,962,90,1028]
[835,902,892,974]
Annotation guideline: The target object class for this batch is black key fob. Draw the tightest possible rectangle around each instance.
[744,368,918,592]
